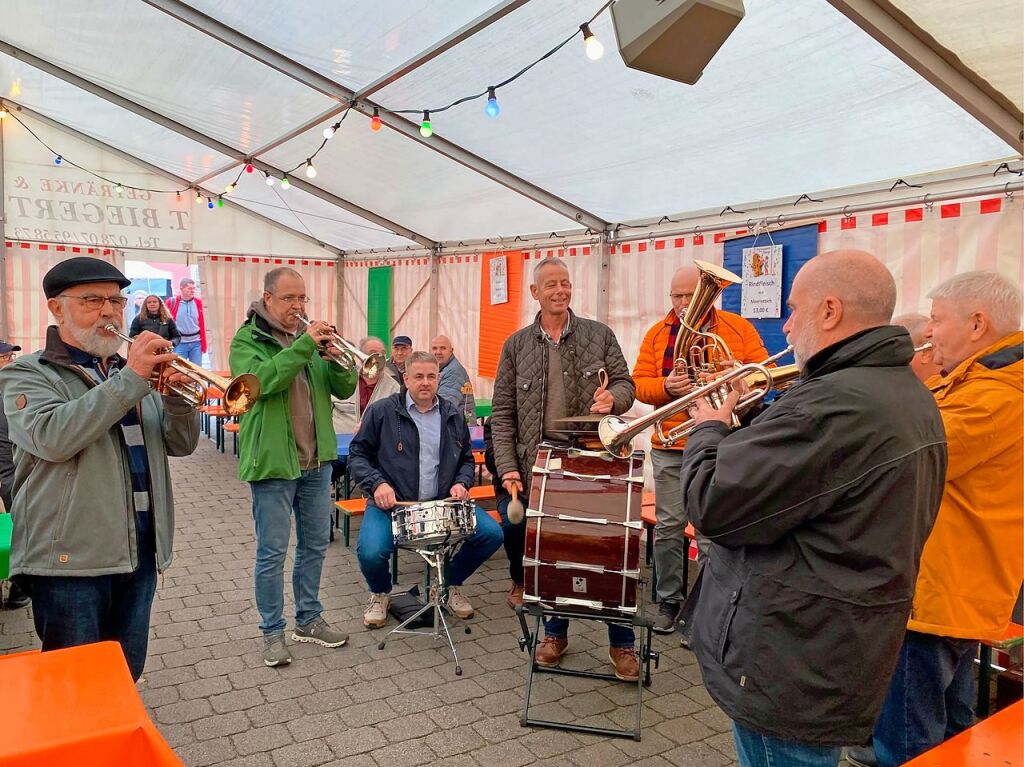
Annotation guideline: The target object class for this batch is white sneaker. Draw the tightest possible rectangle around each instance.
[447,586,474,619]
[363,592,390,628]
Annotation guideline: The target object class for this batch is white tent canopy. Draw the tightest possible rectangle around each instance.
[0,0,1020,252]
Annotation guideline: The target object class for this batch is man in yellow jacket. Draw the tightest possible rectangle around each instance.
[869,270,1023,767]
[632,264,767,632]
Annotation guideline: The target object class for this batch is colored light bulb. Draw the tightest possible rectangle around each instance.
[245,163,254,173]
[207,197,214,209]
[54,155,63,165]
[419,110,432,138]
[280,175,291,190]
[485,87,500,118]
[176,192,183,202]
[217,196,225,208]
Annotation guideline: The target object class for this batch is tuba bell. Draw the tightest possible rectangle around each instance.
[673,260,742,380]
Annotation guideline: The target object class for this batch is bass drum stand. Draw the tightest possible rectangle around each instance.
[376,541,471,676]
[515,597,659,741]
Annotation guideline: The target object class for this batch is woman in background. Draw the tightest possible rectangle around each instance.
[130,294,181,345]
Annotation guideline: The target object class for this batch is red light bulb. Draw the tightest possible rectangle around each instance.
[245,163,254,173]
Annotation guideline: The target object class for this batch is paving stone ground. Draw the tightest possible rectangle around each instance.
[0,435,754,766]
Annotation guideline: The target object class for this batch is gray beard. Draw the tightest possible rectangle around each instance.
[64,322,124,359]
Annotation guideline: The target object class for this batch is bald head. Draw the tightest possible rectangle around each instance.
[430,335,454,366]
[669,265,700,315]
[783,250,896,368]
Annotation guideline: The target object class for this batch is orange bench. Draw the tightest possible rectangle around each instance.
[335,485,498,547]
[904,698,1022,766]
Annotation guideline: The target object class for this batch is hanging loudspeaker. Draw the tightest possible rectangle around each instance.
[611,0,745,85]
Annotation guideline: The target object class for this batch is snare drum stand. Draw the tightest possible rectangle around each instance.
[376,540,470,676]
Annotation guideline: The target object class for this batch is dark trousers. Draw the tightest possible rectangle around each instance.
[497,493,525,584]
[18,511,158,681]
[872,630,978,767]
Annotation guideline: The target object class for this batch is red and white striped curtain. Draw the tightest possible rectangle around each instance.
[3,241,125,354]
[199,255,338,371]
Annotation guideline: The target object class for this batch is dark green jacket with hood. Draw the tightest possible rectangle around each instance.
[230,302,356,482]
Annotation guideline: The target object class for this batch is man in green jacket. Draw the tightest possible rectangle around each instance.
[0,256,200,681]
[230,267,357,667]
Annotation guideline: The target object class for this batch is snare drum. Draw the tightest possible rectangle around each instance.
[523,443,644,615]
[392,500,477,549]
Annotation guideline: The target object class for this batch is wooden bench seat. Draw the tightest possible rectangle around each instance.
[978,622,1024,716]
[641,491,697,600]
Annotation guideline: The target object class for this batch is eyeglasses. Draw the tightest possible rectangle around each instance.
[0,353,15,361]
[58,294,129,310]
[271,294,310,305]
[669,292,694,301]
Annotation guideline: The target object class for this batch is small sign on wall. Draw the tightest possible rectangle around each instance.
[740,244,783,318]
[489,254,508,305]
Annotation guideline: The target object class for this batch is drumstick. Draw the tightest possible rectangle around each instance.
[507,486,525,525]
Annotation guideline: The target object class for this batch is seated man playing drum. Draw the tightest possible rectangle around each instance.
[349,351,503,628]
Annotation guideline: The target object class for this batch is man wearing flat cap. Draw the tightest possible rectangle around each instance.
[386,335,412,389]
[0,256,199,680]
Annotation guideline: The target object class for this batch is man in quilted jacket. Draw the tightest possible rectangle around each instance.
[491,256,638,681]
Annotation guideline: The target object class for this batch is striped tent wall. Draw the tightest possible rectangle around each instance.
[437,254,486,400]
[3,242,125,354]
[200,255,337,371]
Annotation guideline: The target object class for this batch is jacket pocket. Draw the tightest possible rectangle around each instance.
[50,467,77,541]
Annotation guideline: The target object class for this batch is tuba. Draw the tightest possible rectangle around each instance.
[104,325,260,415]
[673,260,742,380]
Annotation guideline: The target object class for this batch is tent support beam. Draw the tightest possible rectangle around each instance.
[190,0,533,186]
[2,101,343,257]
[0,39,436,248]
[595,231,612,324]
[140,0,608,231]
[0,114,10,339]
[826,0,1022,148]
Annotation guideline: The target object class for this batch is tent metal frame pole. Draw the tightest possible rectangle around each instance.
[428,248,440,340]
[189,0,533,186]
[826,0,1023,148]
[335,258,346,334]
[140,0,608,232]
[2,101,343,257]
[0,113,10,339]
[595,231,612,324]
[0,39,436,249]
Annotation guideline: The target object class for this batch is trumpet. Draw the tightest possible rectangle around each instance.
[599,346,799,457]
[103,325,260,415]
[294,316,386,380]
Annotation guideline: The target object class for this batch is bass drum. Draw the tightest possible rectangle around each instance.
[522,443,644,616]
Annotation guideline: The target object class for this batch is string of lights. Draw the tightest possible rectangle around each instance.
[0,2,614,209]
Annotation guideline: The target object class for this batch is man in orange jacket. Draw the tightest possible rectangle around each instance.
[868,270,1023,767]
[632,263,767,632]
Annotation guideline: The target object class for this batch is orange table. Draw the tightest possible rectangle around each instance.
[0,642,182,766]
[904,700,1023,766]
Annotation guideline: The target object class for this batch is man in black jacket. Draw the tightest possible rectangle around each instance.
[349,352,502,629]
[679,250,946,767]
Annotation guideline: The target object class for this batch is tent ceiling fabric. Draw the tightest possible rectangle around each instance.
[889,0,1023,113]
[0,0,1019,251]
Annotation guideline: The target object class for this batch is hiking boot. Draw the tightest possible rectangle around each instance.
[609,646,640,682]
[292,617,348,648]
[363,593,390,628]
[535,636,568,667]
[653,601,680,634]
[262,633,293,667]
[447,586,474,619]
[846,747,877,767]
[3,581,30,610]
[507,583,525,610]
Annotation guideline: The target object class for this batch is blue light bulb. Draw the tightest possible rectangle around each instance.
[207,198,214,209]
[485,87,500,118]
[54,155,63,165]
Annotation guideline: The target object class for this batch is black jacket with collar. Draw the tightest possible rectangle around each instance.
[679,325,947,746]
[348,392,475,502]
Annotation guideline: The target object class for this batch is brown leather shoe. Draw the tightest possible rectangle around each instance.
[507,583,525,610]
[609,646,640,682]
[535,636,568,667]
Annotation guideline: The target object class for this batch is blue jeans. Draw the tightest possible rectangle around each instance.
[732,723,841,767]
[174,339,203,365]
[872,630,978,767]
[18,511,157,681]
[356,503,503,594]
[250,465,332,635]
[544,614,636,648]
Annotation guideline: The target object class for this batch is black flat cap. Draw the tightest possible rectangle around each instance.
[43,257,132,298]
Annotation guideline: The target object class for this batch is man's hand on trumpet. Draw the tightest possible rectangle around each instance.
[124,330,178,382]
[688,365,749,427]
